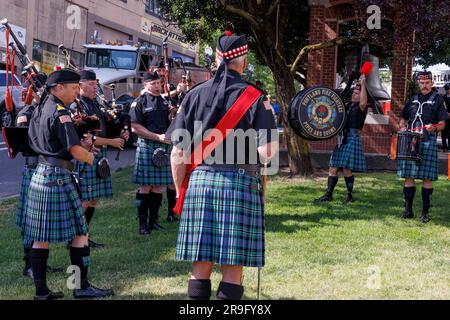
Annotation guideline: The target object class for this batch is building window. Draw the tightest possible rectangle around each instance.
[138,39,161,55]
[172,51,194,64]
[145,0,161,15]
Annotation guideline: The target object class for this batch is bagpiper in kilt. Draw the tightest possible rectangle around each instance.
[130,70,176,236]
[23,68,113,300]
[397,71,448,223]
[315,76,368,204]
[76,70,129,249]
[14,85,63,279]
[168,31,278,300]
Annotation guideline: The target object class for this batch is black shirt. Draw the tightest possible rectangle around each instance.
[28,94,80,160]
[79,96,108,138]
[401,92,448,126]
[168,70,277,164]
[345,102,367,130]
[16,103,38,157]
[443,95,450,114]
[16,103,37,127]
[129,92,171,134]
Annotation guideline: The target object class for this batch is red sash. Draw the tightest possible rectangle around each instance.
[173,85,262,215]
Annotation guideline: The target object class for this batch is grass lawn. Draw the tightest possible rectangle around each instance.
[0,167,449,300]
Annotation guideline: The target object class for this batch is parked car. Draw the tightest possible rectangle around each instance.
[0,70,24,128]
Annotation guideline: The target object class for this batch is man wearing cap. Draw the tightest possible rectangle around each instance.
[314,75,368,204]
[15,72,63,279]
[169,31,278,300]
[398,71,448,223]
[23,68,114,299]
[441,83,450,151]
[130,70,175,235]
[77,70,129,248]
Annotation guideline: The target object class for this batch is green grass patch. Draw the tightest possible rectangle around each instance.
[0,168,449,300]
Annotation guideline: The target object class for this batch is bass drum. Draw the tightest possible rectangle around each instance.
[288,87,346,141]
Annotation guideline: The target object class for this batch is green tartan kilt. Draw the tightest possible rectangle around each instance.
[176,169,265,267]
[77,147,113,201]
[16,166,35,230]
[132,138,173,186]
[329,133,366,172]
[23,164,88,244]
[397,134,439,181]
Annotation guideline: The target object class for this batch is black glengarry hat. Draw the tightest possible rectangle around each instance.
[80,69,97,81]
[46,68,80,87]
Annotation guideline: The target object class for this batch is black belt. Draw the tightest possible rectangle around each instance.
[195,164,261,178]
[345,128,361,135]
[24,156,39,168]
[39,156,74,172]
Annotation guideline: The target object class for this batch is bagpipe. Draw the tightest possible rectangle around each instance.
[59,45,130,160]
[1,18,48,159]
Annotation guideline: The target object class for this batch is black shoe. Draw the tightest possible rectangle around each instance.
[420,214,430,223]
[313,194,333,203]
[34,291,64,300]
[46,265,63,273]
[73,283,114,299]
[88,239,106,249]
[342,194,353,204]
[139,224,150,235]
[23,267,34,279]
[166,215,179,222]
[152,223,165,231]
[401,211,414,219]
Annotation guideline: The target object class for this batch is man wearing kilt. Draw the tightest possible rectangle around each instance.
[169,31,278,300]
[24,69,114,300]
[15,74,63,279]
[397,71,448,223]
[76,70,129,248]
[315,75,368,204]
[130,71,174,235]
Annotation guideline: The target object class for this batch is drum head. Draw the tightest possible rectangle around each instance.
[288,87,346,140]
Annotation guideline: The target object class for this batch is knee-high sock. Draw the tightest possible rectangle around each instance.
[403,186,416,212]
[167,188,177,217]
[148,192,163,225]
[69,246,90,290]
[23,245,31,270]
[421,188,433,214]
[344,175,355,195]
[188,279,211,300]
[84,207,95,226]
[136,192,149,223]
[30,248,50,296]
[216,281,244,300]
[326,176,339,197]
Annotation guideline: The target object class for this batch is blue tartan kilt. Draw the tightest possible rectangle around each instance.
[22,164,88,244]
[176,169,265,267]
[397,134,439,181]
[132,138,173,186]
[329,133,366,172]
[77,147,113,201]
[16,166,35,230]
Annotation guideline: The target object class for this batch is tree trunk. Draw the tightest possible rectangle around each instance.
[272,63,313,176]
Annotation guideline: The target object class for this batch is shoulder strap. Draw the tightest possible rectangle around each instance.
[173,85,262,215]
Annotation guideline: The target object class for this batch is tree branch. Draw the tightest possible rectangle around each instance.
[217,0,261,31]
[290,36,359,76]
[267,0,281,17]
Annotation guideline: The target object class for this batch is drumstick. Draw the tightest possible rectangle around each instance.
[409,123,441,132]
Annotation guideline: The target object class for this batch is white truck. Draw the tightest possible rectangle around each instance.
[83,43,211,107]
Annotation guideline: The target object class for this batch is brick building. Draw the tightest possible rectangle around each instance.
[306,0,414,157]
[0,0,199,75]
